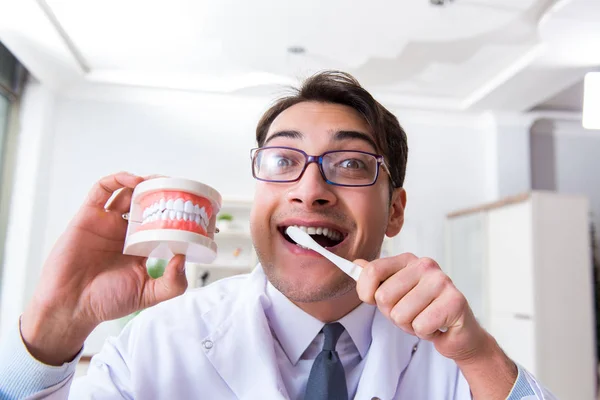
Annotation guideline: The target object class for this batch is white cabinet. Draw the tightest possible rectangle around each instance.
[489,313,536,375]
[446,191,596,400]
[487,202,535,318]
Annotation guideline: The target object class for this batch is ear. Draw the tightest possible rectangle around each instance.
[386,188,406,237]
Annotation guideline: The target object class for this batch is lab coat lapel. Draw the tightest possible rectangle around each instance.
[355,311,420,400]
[202,267,288,399]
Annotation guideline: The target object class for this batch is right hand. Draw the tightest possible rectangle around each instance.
[20,172,189,365]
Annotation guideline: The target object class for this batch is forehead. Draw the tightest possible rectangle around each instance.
[267,101,373,141]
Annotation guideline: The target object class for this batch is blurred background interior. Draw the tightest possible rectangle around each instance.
[0,0,599,398]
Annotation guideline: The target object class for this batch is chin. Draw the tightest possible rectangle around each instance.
[261,258,356,303]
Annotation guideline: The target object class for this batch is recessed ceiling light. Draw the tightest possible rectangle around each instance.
[287,46,306,55]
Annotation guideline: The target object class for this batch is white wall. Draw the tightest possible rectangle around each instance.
[390,111,495,261]
[1,81,510,336]
[0,81,57,337]
[490,114,532,198]
[39,86,267,268]
[531,119,600,253]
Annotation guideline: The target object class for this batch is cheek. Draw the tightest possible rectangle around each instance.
[250,183,280,237]
[351,193,389,243]
[360,207,388,233]
[353,191,389,222]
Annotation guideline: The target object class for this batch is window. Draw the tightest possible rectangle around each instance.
[0,41,26,290]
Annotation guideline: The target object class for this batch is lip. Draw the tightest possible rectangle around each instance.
[276,218,350,256]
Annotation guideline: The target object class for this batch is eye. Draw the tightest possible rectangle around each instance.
[267,155,298,171]
[275,157,293,168]
[339,158,366,169]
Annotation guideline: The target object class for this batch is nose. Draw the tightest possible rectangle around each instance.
[286,162,337,208]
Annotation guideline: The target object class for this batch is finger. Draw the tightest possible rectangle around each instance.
[105,187,134,214]
[142,174,169,180]
[412,291,467,341]
[106,174,169,215]
[386,271,450,334]
[356,253,418,305]
[141,254,188,308]
[85,172,144,209]
[374,258,445,315]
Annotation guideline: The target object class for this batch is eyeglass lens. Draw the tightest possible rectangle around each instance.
[253,147,379,186]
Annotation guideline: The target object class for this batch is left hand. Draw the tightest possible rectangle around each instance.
[355,253,489,362]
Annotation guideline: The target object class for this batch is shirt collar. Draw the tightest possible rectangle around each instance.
[337,299,376,358]
[264,281,376,365]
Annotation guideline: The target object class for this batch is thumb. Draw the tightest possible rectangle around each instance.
[141,254,188,308]
[353,258,370,279]
[352,259,373,304]
[353,259,369,268]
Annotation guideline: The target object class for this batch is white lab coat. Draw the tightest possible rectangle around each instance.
[30,265,550,399]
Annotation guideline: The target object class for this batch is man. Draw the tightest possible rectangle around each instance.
[0,71,554,399]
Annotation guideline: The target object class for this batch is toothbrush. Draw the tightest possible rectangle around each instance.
[285,226,448,332]
[285,226,363,281]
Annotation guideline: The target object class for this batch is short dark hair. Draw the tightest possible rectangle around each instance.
[255,70,408,189]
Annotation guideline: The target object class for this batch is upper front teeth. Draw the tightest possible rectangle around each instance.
[293,225,342,241]
[142,198,208,229]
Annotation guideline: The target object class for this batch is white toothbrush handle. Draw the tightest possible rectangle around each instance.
[313,246,363,281]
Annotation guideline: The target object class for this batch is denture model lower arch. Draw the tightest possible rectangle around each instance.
[122,178,222,264]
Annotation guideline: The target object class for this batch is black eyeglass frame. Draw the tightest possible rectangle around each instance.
[250,146,397,188]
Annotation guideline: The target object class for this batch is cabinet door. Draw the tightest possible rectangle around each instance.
[445,213,487,325]
[487,202,535,316]
[489,313,536,375]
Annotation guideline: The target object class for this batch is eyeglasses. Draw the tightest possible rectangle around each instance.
[250,146,396,187]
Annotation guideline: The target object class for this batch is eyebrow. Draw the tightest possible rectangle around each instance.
[264,129,378,151]
[264,130,302,145]
[334,130,378,152]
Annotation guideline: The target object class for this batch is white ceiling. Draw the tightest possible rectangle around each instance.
[532,79,585,112]
[0,0,598,112]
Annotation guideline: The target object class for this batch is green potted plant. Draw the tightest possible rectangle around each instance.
[217,212,234,232]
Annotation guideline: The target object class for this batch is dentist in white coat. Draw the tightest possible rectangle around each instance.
[0,71,555,399]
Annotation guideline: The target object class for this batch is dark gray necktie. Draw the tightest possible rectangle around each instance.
[304,322,348,400]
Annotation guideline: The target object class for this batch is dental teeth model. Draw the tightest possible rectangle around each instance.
[123,178,222,264]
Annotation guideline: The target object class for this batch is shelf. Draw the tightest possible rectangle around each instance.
[220,198,254,210]
[215,230,251,239]
[195,263,254,271]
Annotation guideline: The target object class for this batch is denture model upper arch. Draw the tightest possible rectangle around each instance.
[122,178,222,264]
[138,191,213,236]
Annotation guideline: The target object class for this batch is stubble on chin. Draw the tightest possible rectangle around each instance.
[258,256,356,303]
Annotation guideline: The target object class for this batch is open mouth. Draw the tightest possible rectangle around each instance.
[278,225,347,249]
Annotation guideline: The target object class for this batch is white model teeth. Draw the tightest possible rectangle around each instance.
[174,199,184,212]
[291,225,343,241]
[141,197,209,230]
